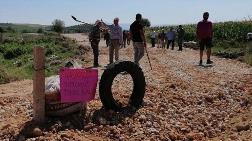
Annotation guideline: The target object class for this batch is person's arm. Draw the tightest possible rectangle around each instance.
[210,22,213,38]
[196,23,200,39]
[89,27,94,42]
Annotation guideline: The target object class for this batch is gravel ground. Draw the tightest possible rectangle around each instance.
[0,34,251,141]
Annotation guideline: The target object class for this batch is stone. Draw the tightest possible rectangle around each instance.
[32,127,43,137]
[187,132,205,140]
[235,124,250,132]
[139,115,147,122]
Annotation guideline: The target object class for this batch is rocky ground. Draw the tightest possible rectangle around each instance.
[0,33,251,141]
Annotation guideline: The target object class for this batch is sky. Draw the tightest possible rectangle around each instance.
[0,0,252,26]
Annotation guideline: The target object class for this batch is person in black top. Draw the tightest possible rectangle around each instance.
[177,25,185,51]
[123,30,127,48]
[130,13,146,66]
[104,29,110,47]
[89,20,102,67]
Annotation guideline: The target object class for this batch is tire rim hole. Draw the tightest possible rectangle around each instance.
[111,73,133,107]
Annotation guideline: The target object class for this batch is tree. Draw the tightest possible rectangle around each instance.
[0,27,3,43]
[6,26,15,33]
[0,27,4,33]
[142,18,151,27]
[52,19,65,33]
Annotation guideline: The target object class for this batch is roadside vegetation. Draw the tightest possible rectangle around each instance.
[147,20,252,65]
[0,31,81,84]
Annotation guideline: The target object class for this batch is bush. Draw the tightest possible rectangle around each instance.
[37,28,43,33]
[0,67,10,84]
[3,47,26,59]
[52,19,65,33]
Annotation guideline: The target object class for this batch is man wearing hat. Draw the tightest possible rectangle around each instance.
[89,20,102,67]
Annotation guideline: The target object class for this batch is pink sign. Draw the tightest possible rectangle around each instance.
[60,68,98,103]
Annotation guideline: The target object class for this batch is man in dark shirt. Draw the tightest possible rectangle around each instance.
[104,29,110,47]
[177,25,185,51]
[89,20,102,67]
[123,30,127,48]
[197,12,213,65]
[130,13,146,66]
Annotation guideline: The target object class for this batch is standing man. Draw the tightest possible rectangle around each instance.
[130,13,146,66]
[150,30,157,47]
[89,20,102,67]
[123,30,127,48]
[104,29,110,47]
[160,29,166,48]
[126,31,131,45]
[108,18,123,64]
[197,12,213,65]
[177,25,185,51]
[166,27,176,50]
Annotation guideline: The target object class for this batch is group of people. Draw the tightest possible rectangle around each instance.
[89,12,213,68]
[150,25,185,51]
[89,13,146,67]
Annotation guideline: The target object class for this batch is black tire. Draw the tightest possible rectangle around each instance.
[99,61,146,111]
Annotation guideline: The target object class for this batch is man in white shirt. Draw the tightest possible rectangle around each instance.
[166,27,176,50]
[108,18,123,64]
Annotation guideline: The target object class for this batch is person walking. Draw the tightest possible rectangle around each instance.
[150,30,157,47]
[123,30,127,48]
[104,29,110,47]
[126,31,131,45]
[160,30,166,48]
[166,27,176,50]
[177,25,185,51]
[108,17,123,64]
[89,20,102,67]
[197,12,213,65]
[130,13,146,66]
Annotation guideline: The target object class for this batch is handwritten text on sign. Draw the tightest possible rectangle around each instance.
[60,68,98,103]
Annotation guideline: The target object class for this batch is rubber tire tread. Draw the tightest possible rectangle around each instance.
[99,61,146,111]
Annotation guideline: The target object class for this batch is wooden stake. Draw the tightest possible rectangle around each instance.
[33,46,45,123]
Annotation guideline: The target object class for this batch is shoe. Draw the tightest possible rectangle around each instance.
[199,60,203,66]
[206,59,213,64]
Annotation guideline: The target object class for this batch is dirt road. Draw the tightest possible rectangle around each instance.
[0,33,251,141]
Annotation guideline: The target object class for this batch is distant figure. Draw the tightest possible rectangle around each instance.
[130,13,146,66]
[197,12,213,65]
[126,31,131,45]
[177,25,185,51]
[104,29,110,47]
[160,30,166,48]
[108,17,123,64]
[166,27,176,50]
[89,20,102,67]
[123,30,127,48]
[150,30,157,47]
